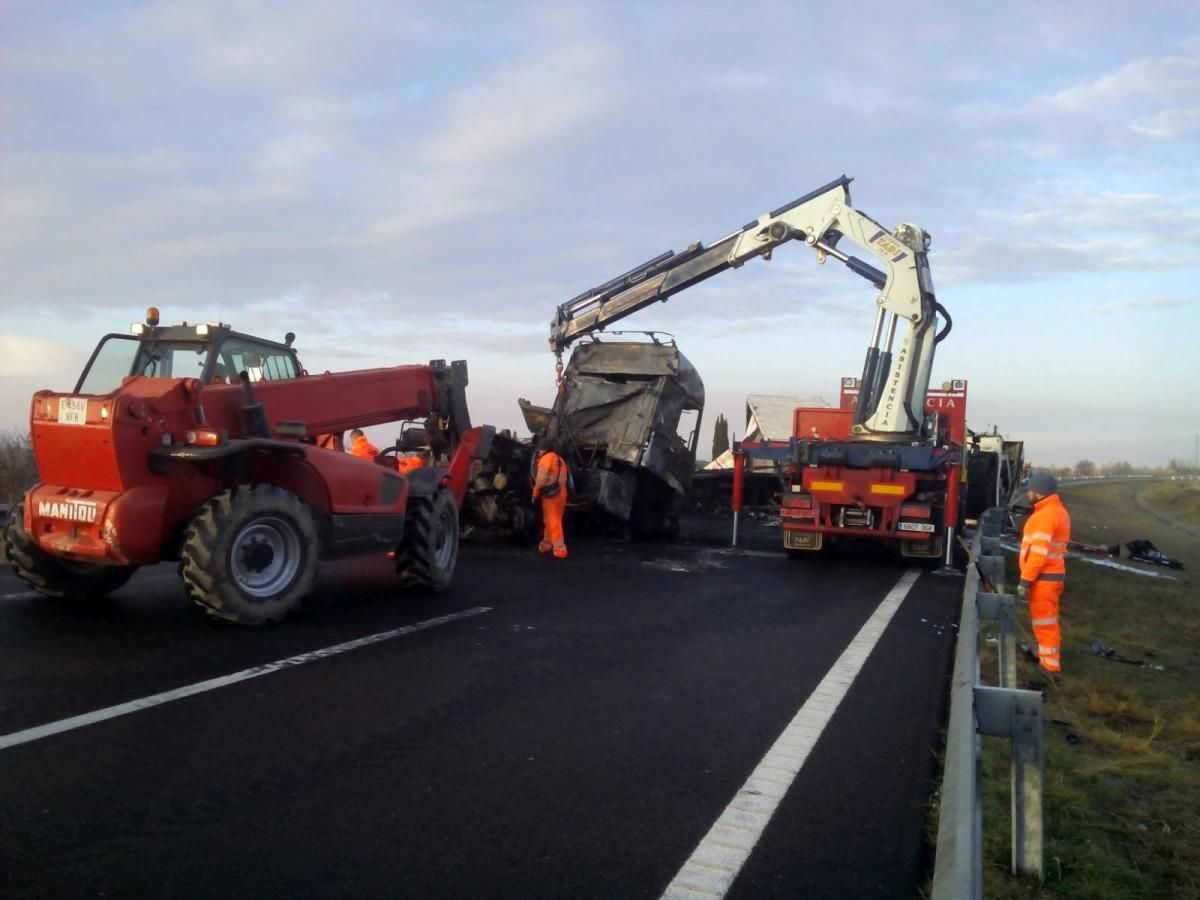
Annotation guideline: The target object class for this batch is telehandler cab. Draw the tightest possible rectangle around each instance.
[4,309,493,624]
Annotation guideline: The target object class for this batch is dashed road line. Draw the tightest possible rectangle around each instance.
[2,591,43,601]
[0,606,492,751]
[661,569,922,899]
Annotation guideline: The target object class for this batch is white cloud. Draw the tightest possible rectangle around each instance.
[959,35,1200,157]
[131,1,439,88]
[0,335,82,378]
[2,4,1199,464]
[1094,297,1190,314]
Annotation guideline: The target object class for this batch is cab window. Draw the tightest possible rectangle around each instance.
[75,336,210,394]
[76,335,138,395]
[213,337,298,384]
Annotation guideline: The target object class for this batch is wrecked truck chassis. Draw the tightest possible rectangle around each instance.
[518,340,704,537]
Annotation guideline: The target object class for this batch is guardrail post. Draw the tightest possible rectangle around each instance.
[935,511,1045,897]
[977,554,1006,592]
[976,592,1017,688]
[976,686,1045,881]
[1012,692,1045,879]
[980,507,1006,538]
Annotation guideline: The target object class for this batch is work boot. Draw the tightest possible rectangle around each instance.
[1039,665,1061,683]
[1022,668,1059,693]
[1022,671,1049,692]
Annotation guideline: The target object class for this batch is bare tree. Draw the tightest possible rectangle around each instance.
[0,430,39,505]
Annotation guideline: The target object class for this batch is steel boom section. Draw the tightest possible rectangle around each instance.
[548,176,941,439]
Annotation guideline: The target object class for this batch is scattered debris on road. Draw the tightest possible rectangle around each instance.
[1089,640,1165,671]
[1125,540,1185,570]
[1067,539,1120,557]
[1000,540,1178,579]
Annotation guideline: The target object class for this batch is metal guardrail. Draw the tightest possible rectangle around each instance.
[932,507,1044,898]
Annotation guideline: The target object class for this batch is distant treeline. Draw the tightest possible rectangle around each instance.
[1035,459,1200,479]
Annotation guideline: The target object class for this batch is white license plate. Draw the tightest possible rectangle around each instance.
[898,522,936,533]
[57,397,88,425]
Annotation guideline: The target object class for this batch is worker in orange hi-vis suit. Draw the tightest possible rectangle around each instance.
[1018,472,1071,675]
[532,438,569,559]
[348,429,379,461]
[395,453,424,475]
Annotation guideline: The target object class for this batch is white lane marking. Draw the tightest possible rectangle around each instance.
[661,569,922,899]
[2,591,44,601]
[0,606,492,751]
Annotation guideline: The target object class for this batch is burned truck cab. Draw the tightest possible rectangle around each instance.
[521,338,704,537]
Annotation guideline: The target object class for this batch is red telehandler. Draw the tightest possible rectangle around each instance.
[4,310,493,623]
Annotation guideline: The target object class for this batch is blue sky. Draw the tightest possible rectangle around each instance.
[2,1,1197,466]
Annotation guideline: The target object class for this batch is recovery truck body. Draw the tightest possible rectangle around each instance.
[741,377,967,561]
[5,312,493,623]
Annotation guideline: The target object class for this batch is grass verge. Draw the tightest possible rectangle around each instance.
[979,480,1199,899]
[1139,481,1200,534]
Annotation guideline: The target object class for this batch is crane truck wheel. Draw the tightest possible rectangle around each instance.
[3,500,137,600]
[180,485,319,625]
[395,487,459,592]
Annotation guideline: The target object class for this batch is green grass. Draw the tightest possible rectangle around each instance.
[1140,481,1200,533]
[978,480,1200,899]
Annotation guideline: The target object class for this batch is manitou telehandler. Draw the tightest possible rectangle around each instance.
[4,310,493,623]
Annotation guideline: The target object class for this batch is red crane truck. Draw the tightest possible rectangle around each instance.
[4,310,493,623]
[548,175,960,562]
[734,376,968,564]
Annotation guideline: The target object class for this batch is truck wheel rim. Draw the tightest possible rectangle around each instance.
[433,505,456,572]
[231,516,302,599]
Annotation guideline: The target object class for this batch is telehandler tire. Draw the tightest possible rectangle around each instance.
[395,487,459,592]
[180,485,319,625]
[3,500,136,600]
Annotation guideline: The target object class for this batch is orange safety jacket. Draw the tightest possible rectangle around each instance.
[349,435,380,461]
[533,451,568,500]
[1019,493,1071,589]
[395,456,424,475]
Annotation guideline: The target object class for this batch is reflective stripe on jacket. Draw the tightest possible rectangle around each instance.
[1020,493,1071,587]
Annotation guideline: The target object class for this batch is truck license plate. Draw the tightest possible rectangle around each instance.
[898,522,936,533]
[57,397,88,425]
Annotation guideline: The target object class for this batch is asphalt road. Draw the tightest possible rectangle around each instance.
[0,522,962,899]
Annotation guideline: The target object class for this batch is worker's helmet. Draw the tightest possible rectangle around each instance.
[1027,472,1058,495]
